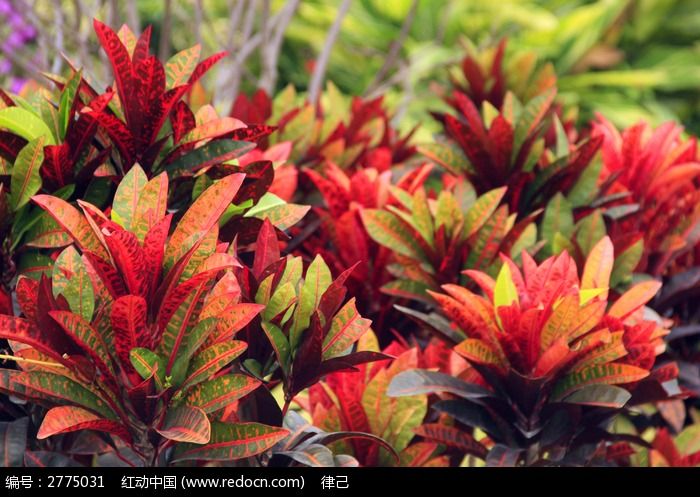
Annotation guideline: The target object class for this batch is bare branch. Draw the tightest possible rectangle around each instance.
[107,0,118,27]
[308,0,352,105]
[365,0,418,97]
[126,0,140,35]
[258,0,299,94]
[226,0,246,51]
[158,0,173,60]
[257,0,272,91]
[51,0,65,74]
[194,0,203,46]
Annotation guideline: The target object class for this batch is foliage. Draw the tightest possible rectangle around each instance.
[306,333,460,466]
[0,169,288,465]
[1,7,700,468]
[231,84,416,172]
[234,225,387,411]
[592,116,700,278]
[388,237,680,465]
[361,180,535,308]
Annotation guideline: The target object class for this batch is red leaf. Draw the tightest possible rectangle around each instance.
[415,423,487,458]
[41,144,71,190]
[37,406,131,443]
[83,251,128,299]
[93,19,134,124]
[252,219,280,280]
[102,228,147,296]
[188,52,228,86]
[171,100,196,144]
[32,195,109,261]
[111,295,149,367]
[0,315,74,368]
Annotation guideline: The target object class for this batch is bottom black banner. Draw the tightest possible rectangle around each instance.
[0,468,696,496]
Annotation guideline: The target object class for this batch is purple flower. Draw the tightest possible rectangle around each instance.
[10,77,27,94]
[5,32,23,48]
[0,58,11,74]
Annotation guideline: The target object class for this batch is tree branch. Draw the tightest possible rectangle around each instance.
[258,0,299,94]
[158,0,172,60]
[307,0,352,105]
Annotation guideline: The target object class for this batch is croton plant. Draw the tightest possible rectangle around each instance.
[388,237,680,465]
[1,20,699,468]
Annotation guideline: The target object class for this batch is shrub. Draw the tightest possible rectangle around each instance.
[234,222,387,412]
[361,181,537,308]
[307,334,460,466]
[0,169,288,465]
[388,237,678,465]
[592,116,700,278]
[231,85,416,172]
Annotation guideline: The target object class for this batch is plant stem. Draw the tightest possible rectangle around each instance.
[0,354,65,369]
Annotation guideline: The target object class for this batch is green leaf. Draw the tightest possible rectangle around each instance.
[165,45,202,89]
[322,298,372,359]
[130,348,166,389]
[10,136,45,210]
[15,372,117,420]
[562,384,631,408]
[575,210,606,257]
[581,236,614,295]
[112,164,148,231]
[434,190,463,234]
[58,70,81,140]
[384,395,426,461]
[248,202,310,230]
[23,212,72,249]
[183,341,247,390]
[156,405,210,444]
[568,160,602,208]
[411,189,435,247]
[163,140,255,175]
[541,193,574,253]
[164,173,244,270]
[417,141,469,175]
[494,263,519,309]
[512,87,556,153]
[553,363,649,401]
[244,192,310,230]
[185,374,261,414]
[51,247,94,322]
[553,115,569,159]
[171,422,289,462]
[387,370,492,400]
[463,187,507,239]
[263,282,296,322]
[291,255,332,348]
[362,369,392,440]
[132,173,168,241]
[168,318,218,387]
[610,239,643,288]
[261,322,291,374]
[0,106,56,144]
[361,209,423,259]
[455,338,506,369]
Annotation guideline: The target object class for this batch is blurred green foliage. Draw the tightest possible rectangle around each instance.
[3,0,700,135]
